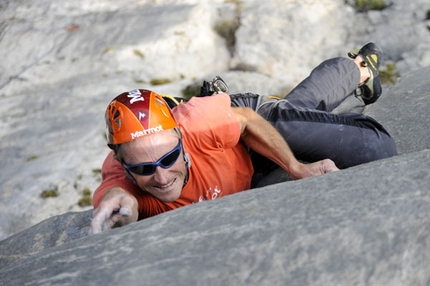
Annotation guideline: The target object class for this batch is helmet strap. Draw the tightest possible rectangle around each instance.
[124,168,137,185]
[182,149,190,186]
[174,127,190,186]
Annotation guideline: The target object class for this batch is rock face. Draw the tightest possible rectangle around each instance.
[1,0,430,241]
[0,210,92,269]
[365,66,430,155]
[0,150,429,285]
[1,0,430,284]
[1,67,430,285]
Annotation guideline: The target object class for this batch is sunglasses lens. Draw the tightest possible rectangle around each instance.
[160,148,180,167]
[124,141,182,176]
[129,165,156,176]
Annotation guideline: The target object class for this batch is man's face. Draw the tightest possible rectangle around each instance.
[121,130,187,202]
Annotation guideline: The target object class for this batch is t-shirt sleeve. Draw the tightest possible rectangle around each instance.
[173,93,241,149]
[92,151,140,208]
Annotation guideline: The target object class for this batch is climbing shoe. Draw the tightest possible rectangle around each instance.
[348,42,382,105]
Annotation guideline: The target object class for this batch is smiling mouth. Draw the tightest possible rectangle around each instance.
[154,178,177,191]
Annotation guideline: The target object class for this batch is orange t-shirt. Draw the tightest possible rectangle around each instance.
[93,94,254,219]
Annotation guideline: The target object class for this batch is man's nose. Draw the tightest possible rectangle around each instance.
[152,166,170,184]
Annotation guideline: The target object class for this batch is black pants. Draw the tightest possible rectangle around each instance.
[230,58,397,184]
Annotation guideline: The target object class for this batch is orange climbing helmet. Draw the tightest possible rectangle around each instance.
[105,89,177,146]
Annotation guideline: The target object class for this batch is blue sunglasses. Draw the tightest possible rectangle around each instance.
[122,140,182,176]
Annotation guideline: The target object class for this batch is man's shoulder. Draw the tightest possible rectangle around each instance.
[180,93,231,111]
[172,94,231,124]
[161,93,231,110]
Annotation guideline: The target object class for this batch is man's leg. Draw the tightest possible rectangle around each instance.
[229,58,361,112]
[263,103,397,169]
[284,57,360,111]
[228,44,395,183]
[284,43,382,110]
[230,93,397,186]
[229,92,261,109]
[230,99,396,172]
[255,48,396,169]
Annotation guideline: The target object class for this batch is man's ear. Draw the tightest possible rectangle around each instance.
[184,152,191,168]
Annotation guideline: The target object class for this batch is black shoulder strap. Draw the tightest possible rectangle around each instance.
[161,94,188,109]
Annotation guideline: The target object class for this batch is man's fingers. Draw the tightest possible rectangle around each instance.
[88,221,102,236]
[88,192,138,235]
[89,207,114,235]
[293,159,340,179]
[119,207,131,217]
[322,159,339,173]
[88,215,103,236]
[118,195,137,217]
[102,212,122,231]
[90,209,122,235]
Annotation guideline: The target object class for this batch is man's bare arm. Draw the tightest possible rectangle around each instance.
[231,106,339,179]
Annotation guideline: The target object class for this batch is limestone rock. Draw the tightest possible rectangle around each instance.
[365,66,430,155]
[1,64,430,282]
[1,3,430,284]
[0,210,92,269]
[231,0,355,86]
[1,0,430,240]
[231,0,430,87]
[1,149,429,285]
[0,0,231,240]
[0,0,230,92]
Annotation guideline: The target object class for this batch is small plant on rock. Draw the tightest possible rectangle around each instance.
[150,78,171,85]
[354,0,388,12]
[41,187,59,198]
[92,168,102,174]
[181,84,201,99]
[214,20,240,54]
[78,188,93,207]
[214,0,243,55]
[26,155,38,162]
[133,49,145,59]
[380,63,400,85]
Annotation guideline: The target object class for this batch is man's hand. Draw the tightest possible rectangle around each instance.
[88,187,138,235]
[289,159,339,180]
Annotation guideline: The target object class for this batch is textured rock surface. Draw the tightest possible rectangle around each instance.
[1,1,430,284]
[1,67,430,284]
[365,66,430,155]
[1,0,429,241]
[231,0,430,86]
[0,210,92,269]
[0,149,429,285]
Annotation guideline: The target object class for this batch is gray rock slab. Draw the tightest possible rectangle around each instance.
[1,149,429,286]
[0,210,92,268]
[364,66,430,155]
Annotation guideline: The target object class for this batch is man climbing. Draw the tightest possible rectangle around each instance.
[89,43,396,235]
